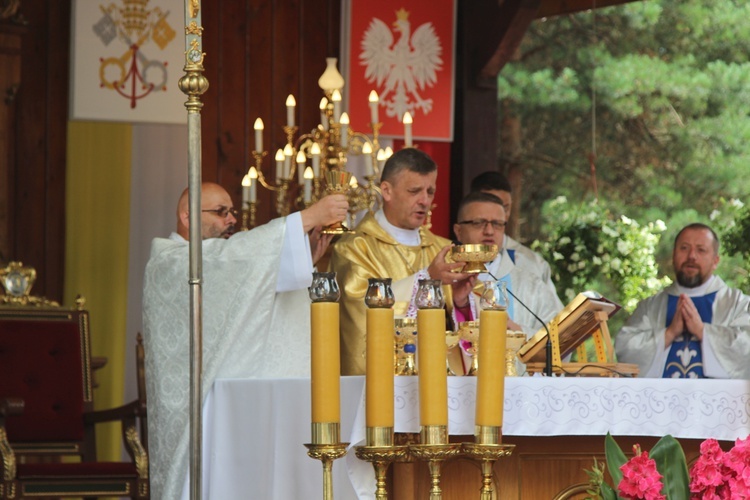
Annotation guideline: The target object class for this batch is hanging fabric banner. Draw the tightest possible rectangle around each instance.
[343,0,456,142]
[70,0,186,124]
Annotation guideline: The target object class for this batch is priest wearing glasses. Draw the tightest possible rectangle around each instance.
[143,182,349,500]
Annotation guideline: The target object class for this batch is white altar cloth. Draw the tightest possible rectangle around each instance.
[187,376,750,500]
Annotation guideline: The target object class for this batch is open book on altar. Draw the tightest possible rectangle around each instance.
[517,291,639,377]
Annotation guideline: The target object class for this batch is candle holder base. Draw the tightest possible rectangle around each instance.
[355,445,409,500]
[305,442,349,500]
[408,443,461,500]
[461,442,515,500]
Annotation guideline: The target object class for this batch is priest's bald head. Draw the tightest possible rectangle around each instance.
[176,182,238,240]
[379,147,437,230]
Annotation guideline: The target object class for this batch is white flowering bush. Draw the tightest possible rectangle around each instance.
[532,197,671,312]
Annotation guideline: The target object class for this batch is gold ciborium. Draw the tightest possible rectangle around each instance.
[451,244,498,274]
[457,320,480,375]
[321,170,353,234]
[394,318,418,375]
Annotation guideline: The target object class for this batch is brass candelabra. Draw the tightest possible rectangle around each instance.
[240,58,391,230]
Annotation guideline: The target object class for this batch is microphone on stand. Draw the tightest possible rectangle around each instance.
[487,271,554,377]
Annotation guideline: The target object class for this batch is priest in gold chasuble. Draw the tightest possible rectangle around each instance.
[330,148,468,375]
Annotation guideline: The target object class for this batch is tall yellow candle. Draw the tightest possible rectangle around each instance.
[311,302,340,424]
[417,308,448,427]
[476,309,508,427]
[366,308,394,428]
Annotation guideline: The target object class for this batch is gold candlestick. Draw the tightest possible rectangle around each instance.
[462,426,515,500]
[355,427,408,500]
[408,426,461,500]
[305,438,349,500]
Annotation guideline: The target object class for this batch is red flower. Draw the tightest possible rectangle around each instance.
[618,445,666,500]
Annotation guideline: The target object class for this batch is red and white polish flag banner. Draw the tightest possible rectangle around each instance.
[345,0,456,142]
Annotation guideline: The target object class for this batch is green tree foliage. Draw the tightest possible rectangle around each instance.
[498,0,750,288]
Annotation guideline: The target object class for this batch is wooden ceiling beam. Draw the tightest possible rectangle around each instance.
[536,0,638,18]
[479,0,640,79]
[479,0,541,81]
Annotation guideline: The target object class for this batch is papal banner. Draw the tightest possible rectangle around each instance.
[344,0,456,142]
[70,0,186,124]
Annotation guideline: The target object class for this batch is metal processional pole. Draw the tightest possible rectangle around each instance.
[179,1,209,499]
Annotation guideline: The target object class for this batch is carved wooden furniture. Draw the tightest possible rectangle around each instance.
[0,307,149,499]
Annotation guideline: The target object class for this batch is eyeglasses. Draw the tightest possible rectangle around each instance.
[457,219,505,230]
[202,206,238,219]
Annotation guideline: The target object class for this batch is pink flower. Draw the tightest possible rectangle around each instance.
[691,437,750,500]
[618,445,666,500]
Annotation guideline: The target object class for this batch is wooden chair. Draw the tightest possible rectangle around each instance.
[0,307,149,499]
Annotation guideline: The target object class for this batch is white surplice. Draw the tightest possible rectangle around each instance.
[143,214,314,500]
[615,275,750,379]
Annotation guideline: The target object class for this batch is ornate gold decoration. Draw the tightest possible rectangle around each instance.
[0,262,59,307]
[189,0,199,18]
[462,441,515,500]
[355,445,409,500]
[185,21,203,35]
[304,441,349,500]
[124,425,149,479]
[0,427,17,481]
[408,440,462,500]
[241,58,386,230]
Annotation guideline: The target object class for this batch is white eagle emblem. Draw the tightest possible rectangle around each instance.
[360,8,443,121]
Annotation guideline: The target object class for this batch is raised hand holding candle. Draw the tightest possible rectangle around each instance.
[402,112,413,147]
[476,309,508,429]
[248,167,258,203]
[286,94,296,127]
[253,118,264,153]
[368,90,379,124]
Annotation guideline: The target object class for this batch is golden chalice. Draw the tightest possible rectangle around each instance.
[446,330,461,376]
[451,244,498,274]
[506,332,528,376]
[457,320,480,375]
[321,170,352,235]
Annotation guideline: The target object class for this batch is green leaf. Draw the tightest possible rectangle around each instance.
[601,481,618,500]
[604,433,627,493]
[649,435,690,500]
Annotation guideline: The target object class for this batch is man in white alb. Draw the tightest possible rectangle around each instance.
[615,223,750,378]
[142,182,348,499]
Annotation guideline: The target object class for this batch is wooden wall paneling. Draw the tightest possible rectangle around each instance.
[13,0,68,302]
[199,0,222,187]
[0,24,24,265]
[245,0,275,223]
[215,1,250,199]
[298,0,329,132]
[43,0,70,301]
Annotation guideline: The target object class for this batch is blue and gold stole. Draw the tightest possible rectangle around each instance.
[662,292,717,378]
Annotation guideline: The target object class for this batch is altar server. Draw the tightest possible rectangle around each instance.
[615,223,750,379]
[143,182,348,499]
